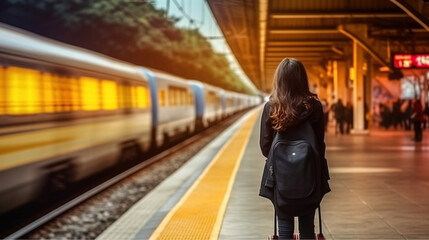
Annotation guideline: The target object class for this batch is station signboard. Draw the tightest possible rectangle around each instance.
[393,54,429,69]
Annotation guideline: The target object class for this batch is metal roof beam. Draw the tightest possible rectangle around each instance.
[265,62,320,67]
[267,40,349,46]
[265,58,324,63]
[390,0,429,32]
[271,12,408,19]
[338,24,390,67]
[265,59,321,63]
[265,56,341,62]
[266,52,326,57]
[266,47,333,52]
[269,29,339,34]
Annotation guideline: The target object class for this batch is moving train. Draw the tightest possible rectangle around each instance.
[0,23,261,214]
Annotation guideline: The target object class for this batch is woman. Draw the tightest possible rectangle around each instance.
[259,58,330,239]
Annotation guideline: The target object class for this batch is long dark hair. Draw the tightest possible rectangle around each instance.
[270,58,316,131]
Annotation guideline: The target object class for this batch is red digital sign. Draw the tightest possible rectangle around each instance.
[393,54,429,69]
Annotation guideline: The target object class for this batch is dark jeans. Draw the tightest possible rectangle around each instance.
[278,209,315,240]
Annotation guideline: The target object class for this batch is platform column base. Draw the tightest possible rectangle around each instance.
[350,129,369,135]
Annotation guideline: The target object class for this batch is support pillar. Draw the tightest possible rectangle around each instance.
[351,41,369,134]
[364,57,373,129]
[333,61,347,103]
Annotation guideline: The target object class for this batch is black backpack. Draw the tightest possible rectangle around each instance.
[267,120,322,217]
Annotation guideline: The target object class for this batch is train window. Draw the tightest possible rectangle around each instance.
[146,86,151,107]
[176,89,180,105]
[159,89,166,106]
[80,76,100,111]
[176,90,181,105]
[131,85,148,109]
[46,75,79,113]
[227,97,234,107]
[131,86,137,108]
[117,84,123,108]
[182,91,187,105]
[58,76,74,112]
[206,91,217,105]
[0,67,4,115]
[177,90,181,105]
[142,86,150,108]
[5,66,42,115]
[52,75,63,112]
[188,93,193,105]
[179,90,183,105]
[101,80,118,110]
[41,73,55,113]
[181,91,185,105]
[173,89,178,105]
[131,86,150,108]
[50,74,62,112]
[171,89,176,106]
[70,78,80,111]
[170,88,176,106]
[133,86,141,108]
[118,84,131,109]
[168,88,174,106]
[175,89,180,106]
[168,86,188,106]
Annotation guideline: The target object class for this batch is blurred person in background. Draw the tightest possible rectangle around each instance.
[423,101,429,130]
[392,99,402,130]
[344,102,353,134]
[332,99,345,135]
[412,99,424,142]
[404,100,413,131]
[380,103,391,130]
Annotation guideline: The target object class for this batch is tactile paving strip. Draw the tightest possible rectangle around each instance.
[149,111,259,240]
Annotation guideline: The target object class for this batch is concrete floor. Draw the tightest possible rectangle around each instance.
[323,128,429,239]
[220,117,429,240]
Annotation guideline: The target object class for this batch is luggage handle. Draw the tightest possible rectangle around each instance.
[268,209,279,239]
[317,206,325,240]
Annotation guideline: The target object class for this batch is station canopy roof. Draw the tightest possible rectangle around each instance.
[206,0,429,92]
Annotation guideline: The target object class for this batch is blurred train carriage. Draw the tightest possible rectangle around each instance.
[222,90,238,118]
[0,23,152,214]
[0,23,261,215]
[190,81,223,129]
[139,68,196,147]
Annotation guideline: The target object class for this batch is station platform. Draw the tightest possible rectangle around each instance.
[96,106,429,240]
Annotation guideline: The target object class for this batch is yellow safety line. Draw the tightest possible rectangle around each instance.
[149,109,259,240]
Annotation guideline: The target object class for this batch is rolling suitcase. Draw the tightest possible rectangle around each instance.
[268,207,325,240]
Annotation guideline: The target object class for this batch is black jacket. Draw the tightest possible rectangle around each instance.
[259,98,331,215]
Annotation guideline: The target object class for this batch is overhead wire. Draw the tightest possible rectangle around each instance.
[171,0,203,29]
